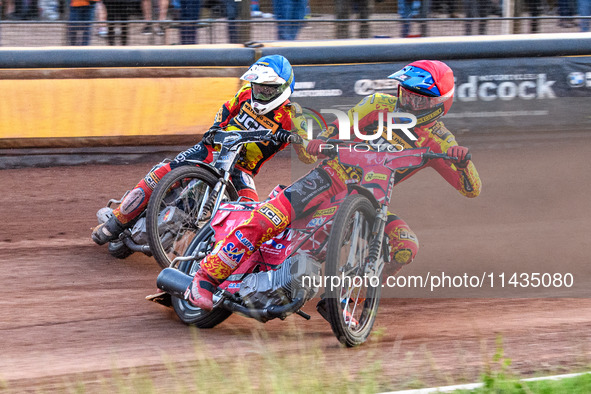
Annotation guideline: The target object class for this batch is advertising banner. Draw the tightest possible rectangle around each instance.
[291,56,591,134]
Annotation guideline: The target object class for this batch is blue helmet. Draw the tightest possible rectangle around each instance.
[389,60,455,126]
[240,55,295,115]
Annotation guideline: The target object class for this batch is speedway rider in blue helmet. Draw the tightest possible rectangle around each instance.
[92,55,312,248]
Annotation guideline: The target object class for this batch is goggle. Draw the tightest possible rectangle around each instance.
[397,85,452,111]
[252,83,285,102]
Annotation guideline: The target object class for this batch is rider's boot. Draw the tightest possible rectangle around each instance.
[186,268,221,311]
[383,214,419,275]
[187,236,253,310]
[91,178,160,246]
[91,215,126,245]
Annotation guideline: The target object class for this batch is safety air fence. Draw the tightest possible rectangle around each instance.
[0,33,590,167]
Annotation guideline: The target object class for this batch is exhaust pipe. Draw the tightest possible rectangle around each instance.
[157,268,193,299]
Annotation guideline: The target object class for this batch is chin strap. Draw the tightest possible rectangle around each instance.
[413,105,445,126]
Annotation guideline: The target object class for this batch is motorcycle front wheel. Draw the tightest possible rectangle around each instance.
[146,165,238,269]
[324,194,382,347]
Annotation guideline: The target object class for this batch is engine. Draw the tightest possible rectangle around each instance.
[238,251,322,310]
[129,217,148,245]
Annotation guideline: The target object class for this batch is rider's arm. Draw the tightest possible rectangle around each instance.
[317,124,339,140]
[346,93,398,137]
[211,84,251,128]
[292,128,318,164]
[282,102,328,164]
[423,124,482,198]
[287,103,326,164]
[319,93,398,141]
[295,94,397,160]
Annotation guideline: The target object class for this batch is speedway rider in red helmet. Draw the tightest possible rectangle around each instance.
[186,60,482,313]
[91,55,312,247]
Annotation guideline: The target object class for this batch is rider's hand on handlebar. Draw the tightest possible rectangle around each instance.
[202,126,221,146]
[306,139,326,157]
[288,133,304,144]
[446,146,471,168]
[274,129,295,144]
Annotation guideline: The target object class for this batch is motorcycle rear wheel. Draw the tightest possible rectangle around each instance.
[171,226,233,328]
[324,194,381,347]
[146,165,238,269]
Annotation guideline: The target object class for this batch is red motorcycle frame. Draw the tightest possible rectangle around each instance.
[156,144,460,346]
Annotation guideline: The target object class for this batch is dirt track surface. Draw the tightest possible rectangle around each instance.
[1,134,591,391]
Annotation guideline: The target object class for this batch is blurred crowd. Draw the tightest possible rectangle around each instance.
[0,0,587,46]
[397,0,585,36]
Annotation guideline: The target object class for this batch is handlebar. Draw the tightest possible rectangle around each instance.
[258,133,302,145]
[213,129,275,147]
[213,128,303,147]
[287,133,304,144]
[423,151,472,162]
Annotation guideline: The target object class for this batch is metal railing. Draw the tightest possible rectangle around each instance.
[0,15,588,47]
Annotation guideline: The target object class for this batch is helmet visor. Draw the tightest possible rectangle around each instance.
[397,85,452,111]
[252,83,285,102]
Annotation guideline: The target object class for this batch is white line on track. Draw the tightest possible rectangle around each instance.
[380,372,590,394]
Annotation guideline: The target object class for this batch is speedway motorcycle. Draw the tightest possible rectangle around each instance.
[95,129,293,269]
[155,142,464,346]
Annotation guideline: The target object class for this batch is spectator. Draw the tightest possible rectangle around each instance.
[352,0,370,38]
[251,0,261,17]
[40,0,60,20]
[94,1,108,38]
[433,0,459,17]
[226,0,239,43]
[335,0,370,38]
[275,0,307,40]
[447,0,459,17]
[141,0,168,36]
[103,0,136,44]
[491,0,502,16]
[463,0,490,35]
[2,0,12,17]
[580,0,591,31]
[179,0,200,43]
[557,0,576,27]
[67,0,96,45]
[7,0,39,19]
[418,0,430,36]
[524,0,542,32]
[398,0,419,38]
[168,0,180,21]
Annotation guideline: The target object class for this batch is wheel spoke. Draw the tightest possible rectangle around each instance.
[336,209,370,332]
[313,194,382,346]
[342,205,374,332]
[147,167,238,269]
[160,180,212,261]
[348,290,362,329]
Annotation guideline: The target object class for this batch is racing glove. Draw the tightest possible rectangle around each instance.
[306,139,325,156]
[274,129,293,143]
[447,146,471,168]
[202,126,221,146]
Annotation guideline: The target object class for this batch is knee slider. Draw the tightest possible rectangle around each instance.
[392,248,415,265]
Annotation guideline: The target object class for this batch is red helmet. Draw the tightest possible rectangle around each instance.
[388,60,455,126]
